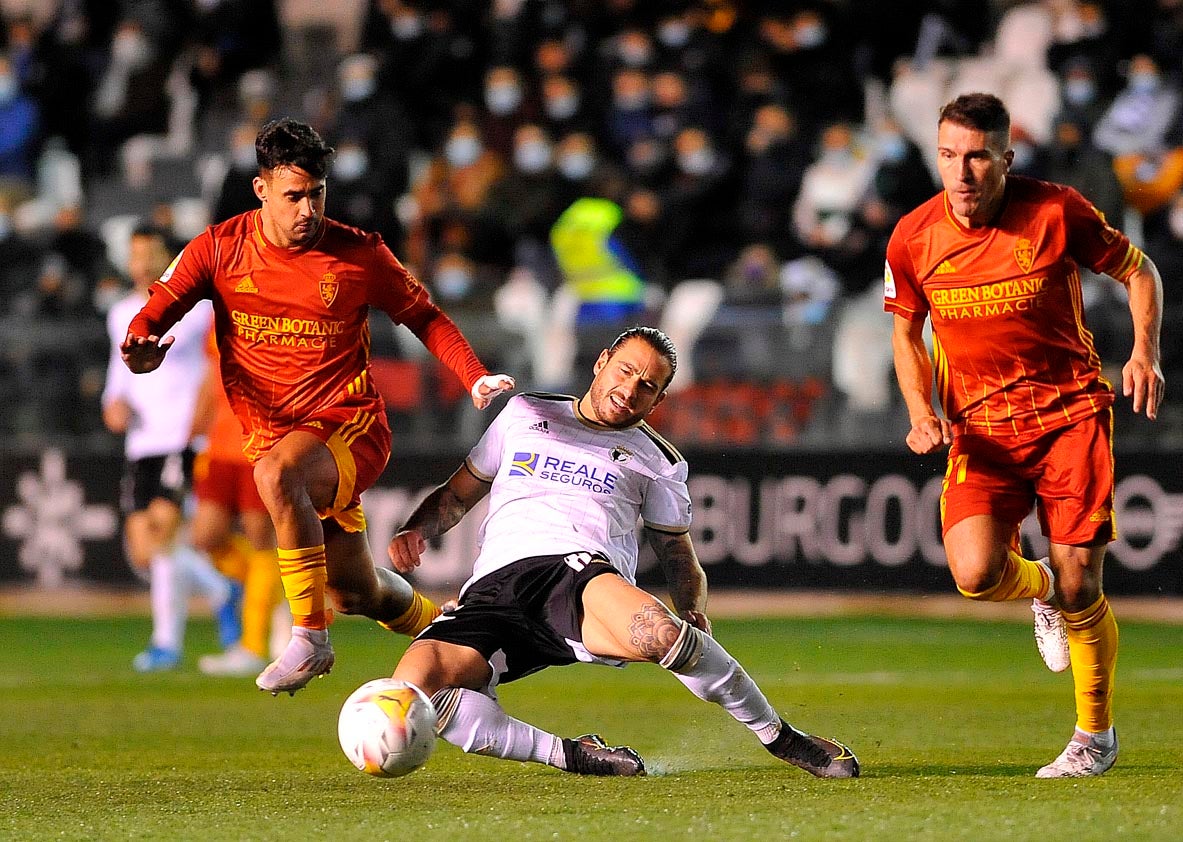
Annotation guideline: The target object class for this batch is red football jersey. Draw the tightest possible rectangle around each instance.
[129,211,487,460]
[885,176,1144,438]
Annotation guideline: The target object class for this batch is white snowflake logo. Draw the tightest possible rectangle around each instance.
[2,449,118,586]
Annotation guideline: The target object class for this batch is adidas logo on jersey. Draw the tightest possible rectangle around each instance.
[935,260,957,275]
[235,275,259,293]
[528,420,550,433]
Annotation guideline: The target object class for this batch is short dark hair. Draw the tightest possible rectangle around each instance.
[938,92,1011,137]
[607,326,678,388]
[129,222,168,241]
[255,117,334,178]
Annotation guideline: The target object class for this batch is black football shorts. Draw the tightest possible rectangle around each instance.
[415,552,621,685]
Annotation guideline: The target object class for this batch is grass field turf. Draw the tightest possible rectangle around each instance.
[2,613,1181,841]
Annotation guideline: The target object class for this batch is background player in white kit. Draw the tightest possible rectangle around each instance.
[386,327,859,777]
[103,224,240,671]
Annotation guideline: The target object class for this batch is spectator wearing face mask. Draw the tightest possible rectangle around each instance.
[477,123,563,271]
[792,121,875,287]
[848,115,937,293]
[736,102,811,255]
[406,115,505,271]
[326,136,403,251]
[756,8,863,139]
[1093,54,1180,157]
[604,67,655,157]
[1055,59,1108,134]
[328,53,414,207]
[88,18,171,178]
[213,121,265,223]
[552,131,623,212]
[480,65,539,156]
[0,51,40,197]
[539,74,592,138]
[660,126,737,282]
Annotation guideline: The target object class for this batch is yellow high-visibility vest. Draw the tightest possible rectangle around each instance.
[550,198,645,304]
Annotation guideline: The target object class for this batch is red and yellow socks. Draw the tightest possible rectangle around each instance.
[277,546,332,631]
[1064,594,1118,733]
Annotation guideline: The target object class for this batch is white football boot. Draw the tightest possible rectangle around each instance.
[255,627,334,695]
[1031,558,1070,672]
[1036,728,1118,778]
[199,644,268,677]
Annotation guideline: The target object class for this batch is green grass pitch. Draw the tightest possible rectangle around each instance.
[2,613,1181,841]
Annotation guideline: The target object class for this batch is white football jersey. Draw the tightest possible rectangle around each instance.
[463,392,692,592]
[103,292,213,460]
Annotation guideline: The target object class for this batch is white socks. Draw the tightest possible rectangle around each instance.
[148,552,185,652]
[432,687,565,767]
[665,625,782,744]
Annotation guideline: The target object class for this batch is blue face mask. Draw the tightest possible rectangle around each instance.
[514,141,552,174]
[1129,72,1159,94]
[445,136,482,168]
[877,134,908,163]
[558,152,594,180]
[1064,78,1096,105]
[435,267,473,299]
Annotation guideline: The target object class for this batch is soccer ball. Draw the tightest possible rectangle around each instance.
[338,678,437,777]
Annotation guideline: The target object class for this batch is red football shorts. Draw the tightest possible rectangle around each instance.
[193,454,267,514]
[294,405,391,533]
[941,408,1116,546]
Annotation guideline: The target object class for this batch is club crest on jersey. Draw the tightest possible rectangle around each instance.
[609,446,633,464]
[319,272,339,307]
[1014,239,1035,273]
[509,452,539,476]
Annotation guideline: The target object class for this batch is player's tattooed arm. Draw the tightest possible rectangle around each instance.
[645,528,710,635]
[389,463,490,572]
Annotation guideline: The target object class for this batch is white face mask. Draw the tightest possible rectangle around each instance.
[544,94,579,120]
[445,135,482,168]
[435,266,473,299]
[391,14,424,40]
[658,22,691,48]
[1064,78,1096,105]
[485,84,523,116]
[557,151,594,180]
[342,76,376,103]
[112,32,153,68]
[795,23,827,49]
[514,140,552,174]
[677,148,715,175]
[334,148,368,180]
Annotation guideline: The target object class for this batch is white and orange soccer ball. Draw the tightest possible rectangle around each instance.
[338,678,437,777]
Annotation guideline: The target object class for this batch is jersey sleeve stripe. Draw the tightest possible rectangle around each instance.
[639,422,683,465]
[642,521,690,535]
[464,457,494,483]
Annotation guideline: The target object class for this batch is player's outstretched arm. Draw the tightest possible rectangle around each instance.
[388,464,492,572]
[1118,258,1165,420]
[645,528,711,637]
[471,374,516,410]
[120,331,175,374]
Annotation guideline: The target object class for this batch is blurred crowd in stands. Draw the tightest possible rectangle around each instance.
[1,0,1181,454]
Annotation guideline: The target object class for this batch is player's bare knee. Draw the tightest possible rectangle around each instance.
[627,601,685,663]
[657,619,706,673]
[252,456,302,512]
[953,567,1001,600]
